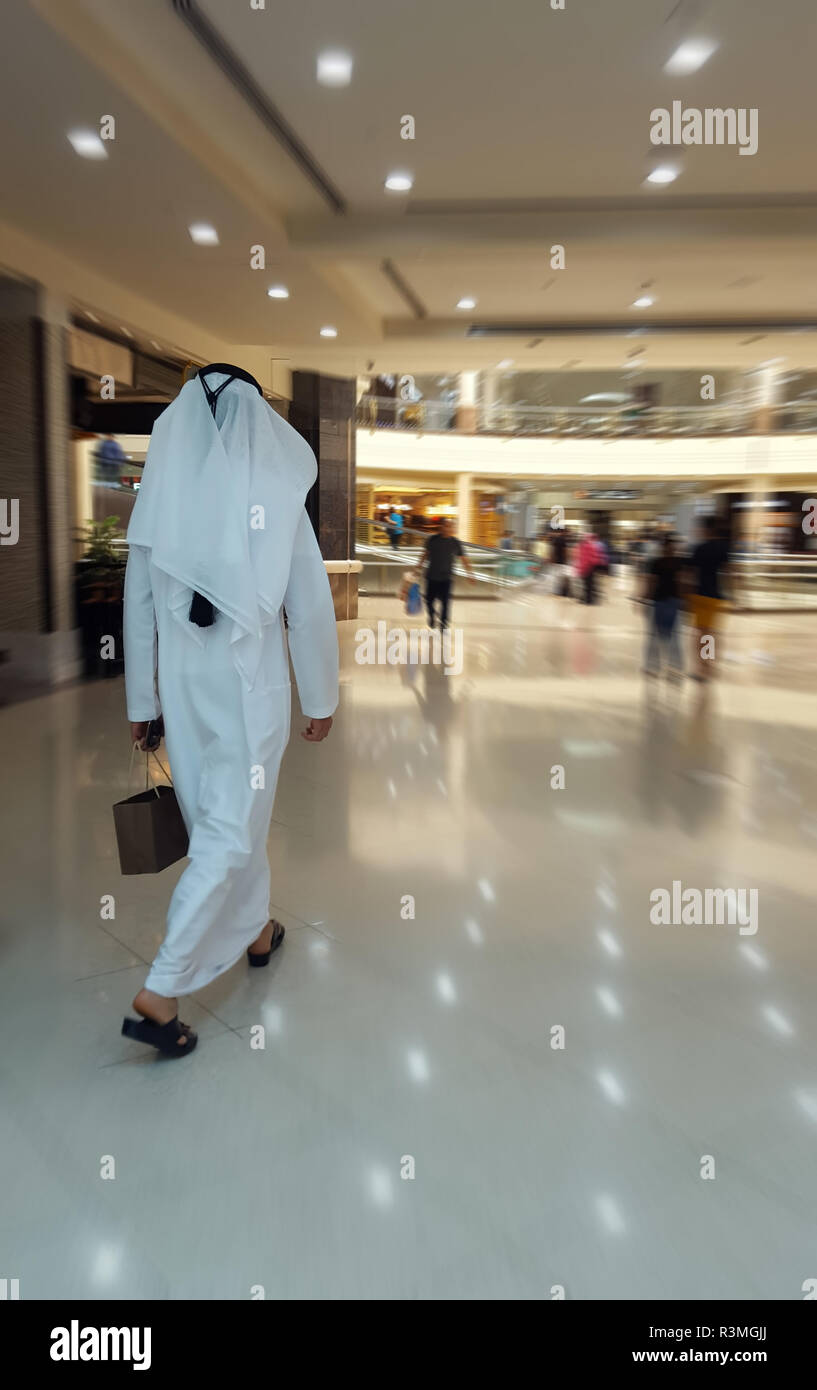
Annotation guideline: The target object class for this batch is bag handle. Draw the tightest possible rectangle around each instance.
[128,742,173,797]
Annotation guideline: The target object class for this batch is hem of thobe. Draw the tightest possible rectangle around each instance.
[143,916,270,997]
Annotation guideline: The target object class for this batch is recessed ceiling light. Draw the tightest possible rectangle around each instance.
[320,326,338,338]
[317,51,353,87]
[150,340,163,350]
[188,223,219,245]
[384,172,413,193]
[456,297,477,310]
[83,309,100,323]
[119,326,133,337]
[631,296,655,309]
[267,286,289,299]
[497,359,514,369]
[67,129,107,160]
[664,39,719,75]
[645,166,679,185]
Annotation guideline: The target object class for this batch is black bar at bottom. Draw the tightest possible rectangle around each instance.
[1,1298,812,1375]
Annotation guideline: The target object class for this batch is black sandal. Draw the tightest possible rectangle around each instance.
[121,1014,198,1057]
[247,920,286,968]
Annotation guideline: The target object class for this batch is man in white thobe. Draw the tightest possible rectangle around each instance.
[121,368,338,1056]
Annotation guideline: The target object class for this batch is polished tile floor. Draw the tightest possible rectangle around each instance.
[2,579,816,1299]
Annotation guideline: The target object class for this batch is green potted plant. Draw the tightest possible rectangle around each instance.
[75,516,127,677]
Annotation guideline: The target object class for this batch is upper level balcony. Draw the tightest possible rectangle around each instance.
[356,395,817,440]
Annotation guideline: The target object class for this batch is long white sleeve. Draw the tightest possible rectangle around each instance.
[123,543,161,721]
[284,512,339,718]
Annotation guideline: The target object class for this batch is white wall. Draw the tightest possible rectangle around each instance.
[356,428,817,481]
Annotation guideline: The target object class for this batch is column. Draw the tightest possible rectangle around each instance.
[290,370,359,620]
[480,369,499,431]
[0,277,81,688]
[456,371,478,433]
[751,362,782,434]
[457,473,473,542]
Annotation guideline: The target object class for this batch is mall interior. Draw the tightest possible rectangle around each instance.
[1,0,817,1302]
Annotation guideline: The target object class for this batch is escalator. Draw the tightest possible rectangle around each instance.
[355,517,537,599]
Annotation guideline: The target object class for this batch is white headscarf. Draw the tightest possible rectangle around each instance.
[127,371,317,686]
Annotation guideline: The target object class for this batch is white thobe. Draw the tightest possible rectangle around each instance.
[123,510,338,996]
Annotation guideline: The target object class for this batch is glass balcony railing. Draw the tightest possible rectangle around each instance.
[356,396,817,438]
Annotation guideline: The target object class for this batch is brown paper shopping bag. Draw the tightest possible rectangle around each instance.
[113,744,189,875]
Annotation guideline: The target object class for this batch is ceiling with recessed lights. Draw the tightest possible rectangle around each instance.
[193,0,817,203]
[3,0,817,378]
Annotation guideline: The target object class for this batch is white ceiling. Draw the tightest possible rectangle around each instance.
[5,0,817,377]
[337,240,817,319]
[197,0,817,203]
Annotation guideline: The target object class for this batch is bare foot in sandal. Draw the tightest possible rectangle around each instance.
[133,987,177,1023]
[132,988,191,1048]
[248,921,276,955]
[247,919,285,966]
[123,989,197,1056]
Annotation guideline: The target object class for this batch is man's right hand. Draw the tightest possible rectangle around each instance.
[130,717,163,750]
[301,716,333,743]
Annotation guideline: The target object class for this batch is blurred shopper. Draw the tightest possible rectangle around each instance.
[387,506,404,550]
[686,515,731,681]
[96,431,126,482]
[549,524,568,568]
[399,564,423,616]
[500,527,516,579]
[421,516,475,628]
[643,532,684,679]
[121,365,339,1057]
[547,525,572,596]
[574,523,606,605]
